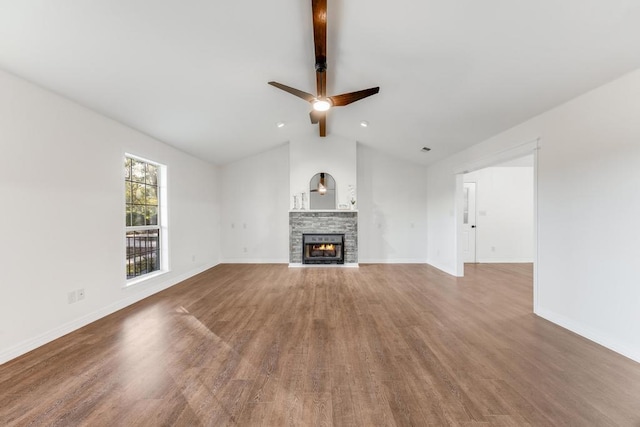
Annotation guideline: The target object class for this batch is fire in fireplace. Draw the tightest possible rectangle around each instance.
[303,234,345,264]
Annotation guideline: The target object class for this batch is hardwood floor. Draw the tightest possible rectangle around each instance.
[2,263,640,426]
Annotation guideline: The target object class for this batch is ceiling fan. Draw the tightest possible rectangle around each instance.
[268,0,380,137]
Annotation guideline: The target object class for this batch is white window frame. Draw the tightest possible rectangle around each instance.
[124,153,169,286]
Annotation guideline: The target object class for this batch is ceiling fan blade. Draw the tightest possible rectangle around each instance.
[312,0,327,73]
[319,114,327,137]
[329,87,380,107]
[310,110,321,124]
[268,81,315,102]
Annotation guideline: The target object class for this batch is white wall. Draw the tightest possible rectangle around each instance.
[219,144,289,263]
[464,165,534,263]
[426,68,640,362]
[358,145,428,263]
[217,140,428,264]
[289,135,357,209]
[0,70,220,364]
[425,163,459,274]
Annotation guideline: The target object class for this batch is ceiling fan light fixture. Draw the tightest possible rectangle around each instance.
[266,0,379,137]
[313,98,332,111]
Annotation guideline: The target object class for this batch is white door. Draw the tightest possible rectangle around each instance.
[462,182,477,263]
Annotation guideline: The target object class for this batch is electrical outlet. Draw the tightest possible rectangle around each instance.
[491,246,496,252]
[77,288,85,301]
[68,291,77,304]
[243,247,248,253]
[192,255,196,262]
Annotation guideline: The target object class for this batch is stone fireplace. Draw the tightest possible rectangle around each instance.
[288,136,358,266]
[289,211,357,265]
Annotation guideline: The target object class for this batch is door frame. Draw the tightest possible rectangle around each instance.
[462,181,477,263]
[454,138,540,312]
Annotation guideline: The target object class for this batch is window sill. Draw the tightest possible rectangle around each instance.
[124,270,169,288]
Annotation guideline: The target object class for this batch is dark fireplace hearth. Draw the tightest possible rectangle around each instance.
[303,234,345,264]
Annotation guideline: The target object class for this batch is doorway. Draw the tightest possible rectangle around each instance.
[462,182,477,263]
[462,156,534,265]
[454,139,539,310]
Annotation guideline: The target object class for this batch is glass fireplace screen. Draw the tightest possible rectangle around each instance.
[302,234,345,264]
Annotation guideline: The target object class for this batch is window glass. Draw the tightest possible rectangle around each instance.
[125,156,162,279]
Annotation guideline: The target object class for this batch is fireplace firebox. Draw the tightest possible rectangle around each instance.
[303,234,345,264]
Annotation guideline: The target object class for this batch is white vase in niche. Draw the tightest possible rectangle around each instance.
[293,194,300,210]
[301,192,307,210]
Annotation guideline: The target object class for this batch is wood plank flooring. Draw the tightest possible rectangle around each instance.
[2,263,640,426]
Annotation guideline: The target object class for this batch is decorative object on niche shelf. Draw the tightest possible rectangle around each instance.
[301,192,307,210]
[338,204,348,210]
[293,194,300,210]
[348,184,356,210]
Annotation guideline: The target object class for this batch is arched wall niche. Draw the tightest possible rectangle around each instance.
[309,172,336,209]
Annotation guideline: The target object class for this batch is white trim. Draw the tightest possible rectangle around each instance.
[124,152,162,166]
[535,308,640,364]
[222,258,289,264]
[425,261,457,276]
[126,225,160,232]
[0,262,219,365]
[453,138,540,175]
[455,174,465,277]
[123,269,169,288]
[532,144,540,313]
[474,258,535,263]
[357,259,427,264]
[288,263,359,268]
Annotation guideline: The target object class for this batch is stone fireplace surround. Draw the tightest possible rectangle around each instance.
[289,211,357,265]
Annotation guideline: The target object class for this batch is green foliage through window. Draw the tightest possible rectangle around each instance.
[125,157,159,227]
[125,156,161,279]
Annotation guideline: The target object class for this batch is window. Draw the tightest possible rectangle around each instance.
[125,155,164,280]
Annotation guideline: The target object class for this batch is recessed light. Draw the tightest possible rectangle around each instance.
[276,122,285,128]
[421,147,431,152]
[360,121,369,127]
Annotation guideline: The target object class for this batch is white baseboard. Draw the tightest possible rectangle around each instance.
[0,262,219,366]
[425,259,458,276]
[535,307,640,364]
[475,258,534,263]
[221,258,288,264]
[358,258,427,264]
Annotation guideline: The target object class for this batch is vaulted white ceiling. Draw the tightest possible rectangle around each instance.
[1,0,640,165]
